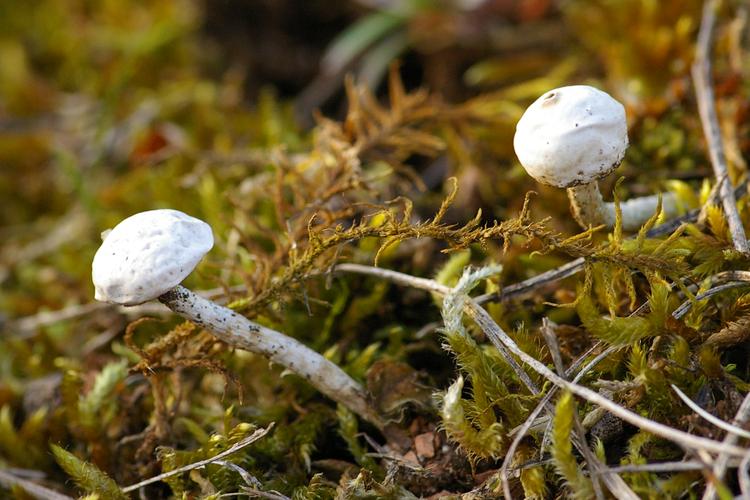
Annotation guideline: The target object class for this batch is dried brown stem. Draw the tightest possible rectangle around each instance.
[335,264,750,458]
[121,423,274,493]
[333,263,541,396]
[692,0,749,254]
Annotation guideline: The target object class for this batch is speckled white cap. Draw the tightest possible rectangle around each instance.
[92,209,214,305]
[513,85,628,188]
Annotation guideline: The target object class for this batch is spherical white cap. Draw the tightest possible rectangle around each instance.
[92,209,213,305]
[513,85,628,188]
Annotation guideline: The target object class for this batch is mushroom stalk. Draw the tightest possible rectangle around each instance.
[159,285,385,430]
[568,182,678,231]
[93,209,385,430]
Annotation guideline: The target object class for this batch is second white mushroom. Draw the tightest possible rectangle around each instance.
[513,85,678,230]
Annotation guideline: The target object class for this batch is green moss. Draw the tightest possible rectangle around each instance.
[2,1,750,497]
[51,445,127,499]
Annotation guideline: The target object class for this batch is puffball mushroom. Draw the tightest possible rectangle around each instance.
[92,209,384,430]
[513,85,678,230]
[93,209,214,306]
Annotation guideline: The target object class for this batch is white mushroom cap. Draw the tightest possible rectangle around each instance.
[513,85,628,188]
[92,209,213,306]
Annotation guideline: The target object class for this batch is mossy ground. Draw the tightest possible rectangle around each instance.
[2,1,750,498]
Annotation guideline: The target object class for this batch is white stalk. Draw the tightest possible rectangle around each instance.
[568,182,678,231]
[159,285,384,430]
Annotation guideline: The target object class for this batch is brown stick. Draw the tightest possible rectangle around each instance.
[692,0,749,254]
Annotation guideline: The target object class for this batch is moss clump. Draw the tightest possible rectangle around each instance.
[3,1,750,498]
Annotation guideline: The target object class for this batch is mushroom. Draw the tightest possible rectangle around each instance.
[513,85,678,230]
[92,209,384,429]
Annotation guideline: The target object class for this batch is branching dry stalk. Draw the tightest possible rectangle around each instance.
[692,0,749,254]
[507,343,613,439]
[673,282,750,320]
[466,291,747,455]
[501,343,621,498]
[539,322,610,500]
[334,263,542,396]
[333,264,750,458]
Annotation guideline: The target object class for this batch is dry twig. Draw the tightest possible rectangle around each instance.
[500,343,621,499]
[541,324,621,499]
[740,451,750,498]
[692,0,749,254]
[672,384,750,440]
[121,423,274,494]
[672,270,750,319]
[334,263,541,396]
[334,264,750,458]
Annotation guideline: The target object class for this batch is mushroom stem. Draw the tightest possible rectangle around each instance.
[158,285,385,430]
[567,182,678,231]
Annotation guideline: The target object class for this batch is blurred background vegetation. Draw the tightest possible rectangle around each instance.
[2,0,750,498]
